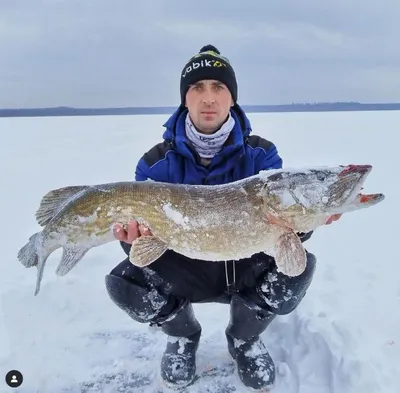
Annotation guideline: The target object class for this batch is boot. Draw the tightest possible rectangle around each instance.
[225,293,276,390]
[160,299,202,388]
[105,274,201,388]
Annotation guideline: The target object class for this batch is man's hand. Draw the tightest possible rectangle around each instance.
[113,219,152,244]
[325,214,342,225]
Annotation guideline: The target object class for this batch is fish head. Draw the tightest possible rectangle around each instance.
[258,165,384,230]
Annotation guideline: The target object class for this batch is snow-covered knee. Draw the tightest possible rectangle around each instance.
[105,274,172,323]
[257,252,316,315]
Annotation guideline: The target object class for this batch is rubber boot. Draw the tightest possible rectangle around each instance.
[225,293,276,390]
[105,274,201,388]
[160,299,202,388]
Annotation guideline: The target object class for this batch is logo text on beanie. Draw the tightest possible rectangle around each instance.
[182,59,227,78]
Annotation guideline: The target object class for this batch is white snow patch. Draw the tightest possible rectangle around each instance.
[280,189,296,207]
[245,339,269,358]
[162,202,190,229]
[77,211,99,224]
[234,338,247,348]
[168,337,191,355]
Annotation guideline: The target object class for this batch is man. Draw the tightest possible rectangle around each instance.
[105,45,341,390]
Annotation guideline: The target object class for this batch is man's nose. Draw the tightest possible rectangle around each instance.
[202,91,215,104]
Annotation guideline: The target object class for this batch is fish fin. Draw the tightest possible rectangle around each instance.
[55,246,89,276]
[34,252,52,296]
[129,236,168,267]
[274,230,307,277]
[17,232,41,267]
[36,185,89,226]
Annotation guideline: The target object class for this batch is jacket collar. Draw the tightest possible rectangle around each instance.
[162,104,253,166]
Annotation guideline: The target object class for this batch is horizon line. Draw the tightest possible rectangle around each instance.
[2,101,400,110]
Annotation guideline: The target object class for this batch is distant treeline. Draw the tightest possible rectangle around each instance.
[1,102,400,117]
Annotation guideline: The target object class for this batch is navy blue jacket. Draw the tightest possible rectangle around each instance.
[134,104,283,185]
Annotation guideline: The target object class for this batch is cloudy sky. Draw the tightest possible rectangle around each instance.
[1,0,400,108]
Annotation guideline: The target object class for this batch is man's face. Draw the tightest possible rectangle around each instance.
[185,79,234,134]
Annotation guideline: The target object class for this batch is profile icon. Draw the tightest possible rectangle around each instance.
[5,370,23,388]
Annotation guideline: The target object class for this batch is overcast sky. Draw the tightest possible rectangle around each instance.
[1,0,400,108]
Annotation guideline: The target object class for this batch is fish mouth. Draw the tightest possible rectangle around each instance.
[354,192,385,205]
[336,164,385,210]
[338,164,373,177]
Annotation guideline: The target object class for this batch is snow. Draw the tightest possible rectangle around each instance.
[162,202,190,229]
[0,110,398,392]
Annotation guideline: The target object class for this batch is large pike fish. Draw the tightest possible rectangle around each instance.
[17,164,384,296]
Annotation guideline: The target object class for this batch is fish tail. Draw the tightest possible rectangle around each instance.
[17,232,51,296]
[17,232,41,268]
[34,253,51,296]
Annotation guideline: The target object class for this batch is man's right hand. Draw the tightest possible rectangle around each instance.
[113,219,152,244]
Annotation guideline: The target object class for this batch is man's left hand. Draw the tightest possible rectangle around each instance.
[325,214,342,225]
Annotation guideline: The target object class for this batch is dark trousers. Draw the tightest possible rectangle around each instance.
[109,246,316,315]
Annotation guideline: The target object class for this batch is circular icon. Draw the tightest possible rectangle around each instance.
[5,370,23,388]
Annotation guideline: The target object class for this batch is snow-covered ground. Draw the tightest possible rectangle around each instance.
[0,110,398,392]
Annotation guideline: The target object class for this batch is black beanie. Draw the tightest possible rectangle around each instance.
[180,45,238,105]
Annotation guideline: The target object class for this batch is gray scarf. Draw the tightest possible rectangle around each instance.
[185,113,235,158]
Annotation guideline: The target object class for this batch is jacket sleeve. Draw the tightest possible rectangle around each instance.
[134,144,173,182]
[120,240,132,255]
[259,143,283,171]
[135,157,154,181]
